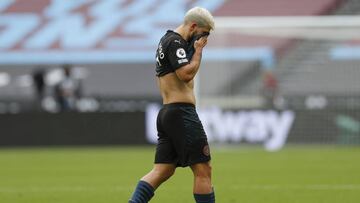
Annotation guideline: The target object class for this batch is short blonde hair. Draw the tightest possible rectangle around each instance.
[184,7,215,30]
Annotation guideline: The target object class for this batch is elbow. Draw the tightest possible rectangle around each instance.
[176,69,194,83]
[178,73,194,83]
[179,73,194,83]
[176,63,197,82]
[182,78,193,83]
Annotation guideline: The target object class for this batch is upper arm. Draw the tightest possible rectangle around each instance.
[166,38,194,82]
[167,38,190,72]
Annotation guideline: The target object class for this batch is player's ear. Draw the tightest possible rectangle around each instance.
[190,22,197,31]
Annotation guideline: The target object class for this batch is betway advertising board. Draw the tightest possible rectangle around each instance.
[146,104,295,151]
[0,0,226,64]
[0,106,358,147]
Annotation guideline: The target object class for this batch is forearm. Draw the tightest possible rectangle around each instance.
[187,49,202,79]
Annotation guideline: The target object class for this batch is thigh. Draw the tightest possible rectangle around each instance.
[164,106,211,167]
[155,107,178,164]
[162,108,188,166]
[181,107,211,166]
[154,136,177,164]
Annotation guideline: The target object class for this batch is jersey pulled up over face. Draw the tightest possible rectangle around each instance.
[155,30,190,77]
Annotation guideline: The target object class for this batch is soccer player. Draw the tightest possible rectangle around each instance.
[128,7,215,203]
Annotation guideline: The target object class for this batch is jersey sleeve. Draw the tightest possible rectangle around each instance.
[167,38,190,71]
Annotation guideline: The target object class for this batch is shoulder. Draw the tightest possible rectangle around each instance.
[170,36,187,48]
[162,31,188,48]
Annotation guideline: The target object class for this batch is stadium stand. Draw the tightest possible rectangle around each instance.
[204,0,360,105]
[0,0,358,112]
[200,0,346,98]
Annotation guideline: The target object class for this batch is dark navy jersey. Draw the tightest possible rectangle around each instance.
[155,30,190,77]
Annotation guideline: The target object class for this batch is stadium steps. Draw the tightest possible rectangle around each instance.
[334,0,360,14]
[235,0,360,97]
[232,40,333,96]
[276,0,360,96]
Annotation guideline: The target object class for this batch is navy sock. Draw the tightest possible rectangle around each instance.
[128,181,155,203]
[194,191,215,203]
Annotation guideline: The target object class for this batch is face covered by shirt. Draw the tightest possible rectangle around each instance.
[187,32,210,60]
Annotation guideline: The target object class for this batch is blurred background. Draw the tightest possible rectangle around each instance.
[0,1,360,203]
[0,0,359,149]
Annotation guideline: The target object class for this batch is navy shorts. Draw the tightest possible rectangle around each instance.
[154,103,211,167]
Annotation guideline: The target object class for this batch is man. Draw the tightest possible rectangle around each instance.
[32,66,46,111]
[55,64,82,112]
[128,7,215,203]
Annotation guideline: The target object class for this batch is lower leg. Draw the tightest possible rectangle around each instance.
[193,177,215,203]
[128,164,175,203]
[191,162,215,203]
[128,181,154,203]
[193,176,213,194]
[141,168,172,190]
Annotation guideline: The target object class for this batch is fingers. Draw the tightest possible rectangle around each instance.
[202,37,208,46]
[201,37,207,46]
[199,36,207,44]
[195,37,207,48]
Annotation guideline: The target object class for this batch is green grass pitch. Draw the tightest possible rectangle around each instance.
[0,146,359,203]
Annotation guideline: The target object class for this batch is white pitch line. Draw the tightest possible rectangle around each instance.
[228,184,360,191]
[0,184,359,193]
[0,186,131,193]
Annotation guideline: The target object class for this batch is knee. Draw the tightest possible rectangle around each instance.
[193,163,212,179]
[151,167,175,181]
[201,164,212,179]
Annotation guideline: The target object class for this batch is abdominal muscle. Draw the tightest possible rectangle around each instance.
[157,72,196,105]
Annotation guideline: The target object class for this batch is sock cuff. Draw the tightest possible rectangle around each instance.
[139,180,154,189]
[194,191,215,203]
[128,180,155,203]
[138,180,155,196]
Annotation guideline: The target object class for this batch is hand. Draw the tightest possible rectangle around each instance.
[194,36,208,52]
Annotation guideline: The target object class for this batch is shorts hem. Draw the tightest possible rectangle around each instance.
[154,157,211,168]
[154,161,177,165]
[186,158,211,167]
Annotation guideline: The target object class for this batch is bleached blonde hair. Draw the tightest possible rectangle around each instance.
[184,7,215,30]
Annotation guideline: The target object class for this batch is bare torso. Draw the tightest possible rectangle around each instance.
[157,72,195,105]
